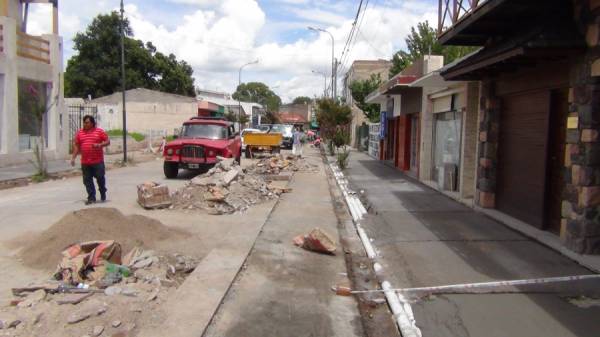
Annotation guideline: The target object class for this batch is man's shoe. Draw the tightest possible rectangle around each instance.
[85,199,96,205]
[100,194,106,202]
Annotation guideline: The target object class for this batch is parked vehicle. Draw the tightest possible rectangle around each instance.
[243,132,282,158]
[162,117,241,178]
[257,124,271,132]
[269,124,294,149]
[241,128,262,151]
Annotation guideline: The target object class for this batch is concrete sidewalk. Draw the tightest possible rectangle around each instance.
[0,151,158,182]
[343,150,600,337]
[203,146,363,337]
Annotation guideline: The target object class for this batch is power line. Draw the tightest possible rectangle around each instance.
[339,0,371,75]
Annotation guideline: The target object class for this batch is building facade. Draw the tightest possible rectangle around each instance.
[438,0,600,254]
[343,60,391,150]
[0,0,65,167]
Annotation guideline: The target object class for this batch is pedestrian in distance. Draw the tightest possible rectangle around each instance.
[292,126,305,157]
[70,115,110,205]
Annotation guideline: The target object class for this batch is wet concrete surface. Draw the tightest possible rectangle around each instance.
[344,151,600,337]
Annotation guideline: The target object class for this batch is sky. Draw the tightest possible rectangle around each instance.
[28,0,438,103]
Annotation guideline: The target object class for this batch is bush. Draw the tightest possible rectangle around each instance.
[327,140,335,156]
[332,129,349,148]
[337,148,350,170]
[106,129,146,142]
[166,135,176,142]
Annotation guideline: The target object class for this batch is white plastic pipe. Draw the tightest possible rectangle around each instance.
[382,281,422,337]
[357,227,377,259]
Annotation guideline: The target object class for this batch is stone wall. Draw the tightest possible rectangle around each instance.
[561,0,600,254]
[475,81,500,209]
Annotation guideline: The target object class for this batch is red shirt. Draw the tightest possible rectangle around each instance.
[75,127,108,165]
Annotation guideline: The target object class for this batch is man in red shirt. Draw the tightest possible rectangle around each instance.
[70,115,110,205]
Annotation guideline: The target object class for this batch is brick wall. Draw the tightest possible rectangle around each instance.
[475,81,500,208]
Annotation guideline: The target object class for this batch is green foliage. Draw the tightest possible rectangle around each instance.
[232,82,282,112]
[349,73,383,123]
[316,98,352,140]
[327,140,335,156]
[65,12,195,98]
[166,135,176,142]
[292,96,312,105]
[389,21,478,77]
[107,129,145,142]
[336,148,350,170]
[224,111,250,125]
[261,110,281,124]
[332,129,350,148]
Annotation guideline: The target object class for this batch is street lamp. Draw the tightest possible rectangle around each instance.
[308,26,335,99]
[120,0,127,163]
[238,59,259,132]
[312,70,328,98]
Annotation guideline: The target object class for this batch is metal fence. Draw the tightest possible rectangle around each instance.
[67,104,98,153]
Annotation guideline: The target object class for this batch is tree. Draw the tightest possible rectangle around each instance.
[389,21,477,77]
[224,110,249,125]
[292,96,312,105]
[65,12,196,98]
[261,110,280,124]
[349,73,383,123]
[232,82,282,112]
[316,98,352,140]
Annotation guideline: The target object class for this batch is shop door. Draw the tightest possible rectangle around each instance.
[432,111,462,191]
[496,90,550,228]
[545,89,568,234]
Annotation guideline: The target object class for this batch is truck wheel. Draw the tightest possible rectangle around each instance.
[245,147,252,159]
[272,146,281,154]
[163,162,179,179]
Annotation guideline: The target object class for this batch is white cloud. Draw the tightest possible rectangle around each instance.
[40,0,437,102]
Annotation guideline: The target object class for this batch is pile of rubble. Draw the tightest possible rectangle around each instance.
[246,155,319,175]
[169,157,289,214]
[2,241,197,336]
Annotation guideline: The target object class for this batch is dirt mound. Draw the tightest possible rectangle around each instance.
[18,208,189,271]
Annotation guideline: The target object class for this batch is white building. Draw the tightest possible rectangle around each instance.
[0,0,64,167]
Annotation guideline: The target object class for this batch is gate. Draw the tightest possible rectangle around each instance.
[68,104,98,153]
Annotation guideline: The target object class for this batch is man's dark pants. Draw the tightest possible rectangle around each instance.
[81,162,107,201]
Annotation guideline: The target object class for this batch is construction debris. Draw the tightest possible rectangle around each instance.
[293,228,337,255]
[137,182,172,209]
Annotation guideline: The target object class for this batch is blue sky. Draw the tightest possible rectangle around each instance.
[29,0,438,102]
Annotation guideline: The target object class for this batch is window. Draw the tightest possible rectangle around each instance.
[181,124,227,139]
[18,79,49,151]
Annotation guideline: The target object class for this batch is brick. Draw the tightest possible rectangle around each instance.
[567,130,581,144]
[482,142,497,159]
[479,157,493,168]
[581,129,599,142]
[562,200,574,218]
[563,184,579,203]
[580,186,600,207]
[560,218,568,243]
[479,191,495,208]
[583,143,600,165]
[572,165,582,185]
[592,59,600,77]
[579,104,600,127]
[587,24,599,47]
[478,178,495,192]
[569,88,575,103]
[479,131,487,142]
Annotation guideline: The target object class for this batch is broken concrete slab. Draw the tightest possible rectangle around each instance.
[92,325,104,336]
[264,172,293,181]
[222,170,239,186]
[16,289,46,308]
[55,292,93,305]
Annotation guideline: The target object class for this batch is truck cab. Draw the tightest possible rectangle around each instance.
[163,117,241,178]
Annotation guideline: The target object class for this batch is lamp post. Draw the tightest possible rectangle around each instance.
[238,59,259,132]
[308,26,335,99]
[120,0,127,163]
[312,70,328,98]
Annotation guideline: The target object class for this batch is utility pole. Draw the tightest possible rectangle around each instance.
[312,70,328,98]
[120,0,127,163]
[308,27,334,100]
[333,58,338,101]
[238,60,258,132]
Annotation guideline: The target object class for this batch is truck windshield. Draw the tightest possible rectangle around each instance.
[181,124,227,139]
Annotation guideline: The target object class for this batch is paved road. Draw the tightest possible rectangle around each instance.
[344,150,600,337]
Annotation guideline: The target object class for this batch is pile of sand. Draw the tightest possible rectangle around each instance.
[18,208,189,270]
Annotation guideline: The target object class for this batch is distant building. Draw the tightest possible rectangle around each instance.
[343,60,392,150]
[196,89,265,129]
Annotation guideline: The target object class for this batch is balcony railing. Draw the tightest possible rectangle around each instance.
[16,30,50,64]
[438,0,488,36]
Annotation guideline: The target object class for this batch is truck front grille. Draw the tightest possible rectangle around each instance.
[181,145,204,158]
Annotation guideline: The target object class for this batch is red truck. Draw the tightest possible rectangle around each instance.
[163,117,242,178]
